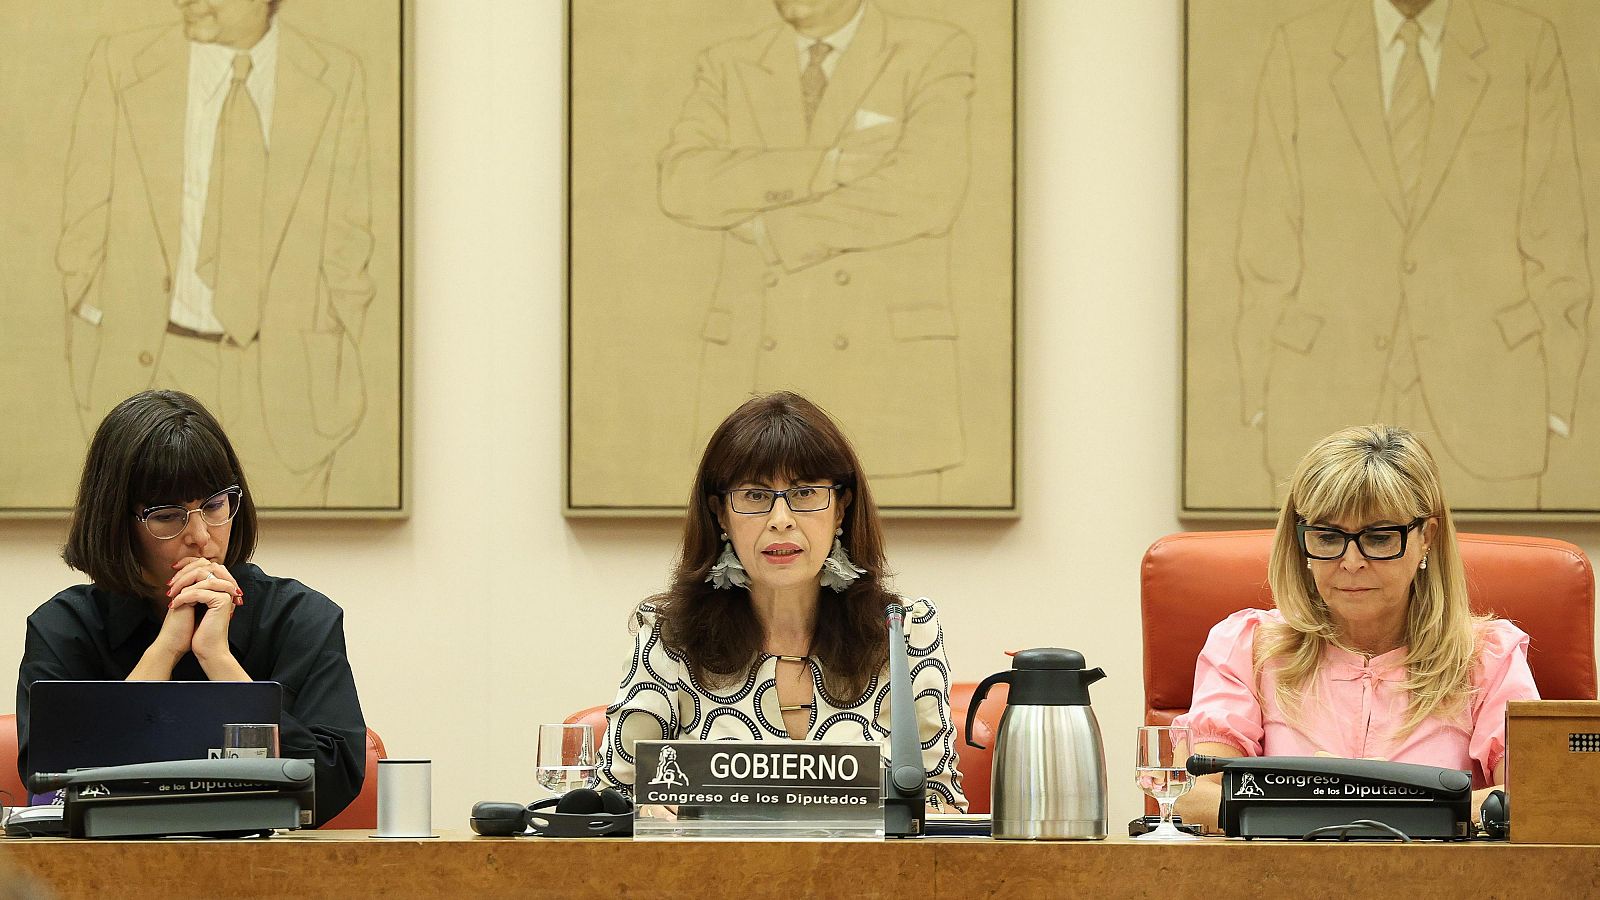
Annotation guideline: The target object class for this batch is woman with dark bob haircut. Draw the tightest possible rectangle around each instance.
[597,392,966,810]
[15,391,366,826]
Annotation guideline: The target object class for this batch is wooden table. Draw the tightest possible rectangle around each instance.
[5,831,1599,899]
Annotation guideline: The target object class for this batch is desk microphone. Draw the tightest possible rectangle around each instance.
[1185,755,1229,776]
[1184,754,1473,840]
[883,602,926,838]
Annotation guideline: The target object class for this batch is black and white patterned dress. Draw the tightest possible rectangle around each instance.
[597,597,967,811]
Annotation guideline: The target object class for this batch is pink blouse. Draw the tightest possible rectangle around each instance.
[1172,608,1539,787]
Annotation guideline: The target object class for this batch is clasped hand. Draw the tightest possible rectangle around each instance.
[153,557,245,665]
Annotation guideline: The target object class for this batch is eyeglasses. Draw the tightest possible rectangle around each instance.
[725,485,838,515]
[1296,517,1426,561]
[137,486,244,540]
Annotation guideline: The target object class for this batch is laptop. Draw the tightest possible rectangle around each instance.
[26,680,283,782]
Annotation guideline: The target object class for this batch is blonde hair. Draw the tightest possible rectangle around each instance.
[1260,424,1483,737]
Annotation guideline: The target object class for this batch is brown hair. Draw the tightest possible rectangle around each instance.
[651,392,893,704]
[63,390,259,598]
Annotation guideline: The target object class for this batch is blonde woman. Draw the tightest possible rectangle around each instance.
[1173,425,1537,832]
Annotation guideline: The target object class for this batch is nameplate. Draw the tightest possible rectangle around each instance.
[1226,769,1433,802]
[634,740,883,839]
[1212,758,1470,839]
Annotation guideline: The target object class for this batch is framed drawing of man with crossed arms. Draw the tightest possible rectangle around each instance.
[567,0,1015,515]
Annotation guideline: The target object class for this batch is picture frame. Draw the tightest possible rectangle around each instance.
[565,0,1017,517]
[0,0,407,515]
[1184,0,1600,518]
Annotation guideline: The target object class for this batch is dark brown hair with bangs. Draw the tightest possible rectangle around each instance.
[63,390,258,598]
[651,391,893,704]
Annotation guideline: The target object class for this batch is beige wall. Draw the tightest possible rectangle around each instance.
[2,0,1597,832]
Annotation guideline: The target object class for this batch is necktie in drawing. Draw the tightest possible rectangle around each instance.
[801,41,833,129]
[197,53,267,345]
[1387,19,1431,212]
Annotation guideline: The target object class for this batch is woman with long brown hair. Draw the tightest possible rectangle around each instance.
[597,392,966,810]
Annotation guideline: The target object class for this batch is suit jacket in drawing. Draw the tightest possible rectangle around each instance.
[660,2,973,477]
[58,24,375,473]
[1234,0,1590,481]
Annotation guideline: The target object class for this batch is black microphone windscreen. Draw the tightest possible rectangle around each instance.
[1186,755,1226,775]
[28,773,68,791]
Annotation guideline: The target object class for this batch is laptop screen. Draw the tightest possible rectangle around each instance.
[27,680,283,781]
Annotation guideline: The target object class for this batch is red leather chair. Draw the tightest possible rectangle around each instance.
[1140,530,1597,815]
[320,726,387,829]
[1142,530,1599,731]
[950,680,1005,814]
[565,704,607,734]
[567,680,1008,813]
[1,714,25,807]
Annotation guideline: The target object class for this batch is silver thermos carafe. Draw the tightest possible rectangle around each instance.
[966,648,1108,840]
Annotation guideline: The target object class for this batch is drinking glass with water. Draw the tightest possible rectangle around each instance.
[1134,725,1200,841]
[535,723,598,796]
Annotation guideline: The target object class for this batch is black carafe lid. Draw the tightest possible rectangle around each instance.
[1008,648,1106,706]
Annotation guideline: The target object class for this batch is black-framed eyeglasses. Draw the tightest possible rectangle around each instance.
[1296,517,1427,561]
[725,485,838,515]
[137,485,244,540]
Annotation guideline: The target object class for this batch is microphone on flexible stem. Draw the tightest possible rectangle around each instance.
[883,603,926,838]
[27,773,76,792]
[1185,756,1229,776]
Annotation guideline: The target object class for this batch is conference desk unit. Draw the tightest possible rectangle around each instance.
[5,832,1600,899]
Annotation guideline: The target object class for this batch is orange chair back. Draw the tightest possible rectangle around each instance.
[951,680,1005,813]
[1,714,24,806]
[565,705,608,734]
[569,680,1007,813]
[1141,530,1599,730]
[321,726,388,829]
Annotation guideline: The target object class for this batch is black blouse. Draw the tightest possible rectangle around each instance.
[15,563,366,826]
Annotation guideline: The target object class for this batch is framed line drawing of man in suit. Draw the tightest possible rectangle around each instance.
[1184,0,1600,517]
[567,0,1015,515]
[0,0,403,513]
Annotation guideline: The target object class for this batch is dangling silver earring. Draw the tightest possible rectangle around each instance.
[1419,554,1428,571]
[707,533,748,589]
[1306,559,1313,570]
[820,528,866,593]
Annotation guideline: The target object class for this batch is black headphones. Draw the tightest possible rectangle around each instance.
[470,788,634,838]
[526,787,634,837]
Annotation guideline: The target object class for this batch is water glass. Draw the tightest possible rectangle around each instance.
[535,723,598,796]
[1134,725,1199,841]
[223,723,280,758]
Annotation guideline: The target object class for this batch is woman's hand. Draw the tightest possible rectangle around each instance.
[150,599,198,663]
[1174,741,1242,833]
[167,557,247,679]
[1472,763,1508,828]
[128,603,197,680]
